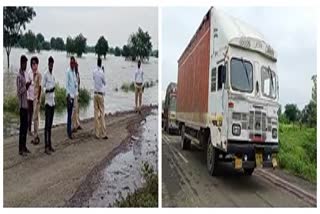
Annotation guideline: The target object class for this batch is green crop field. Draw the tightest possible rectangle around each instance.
[278,123,317,183]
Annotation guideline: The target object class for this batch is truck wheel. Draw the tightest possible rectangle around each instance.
[181,124,191,150]
[243,168,255,176]
[207,138,218,176]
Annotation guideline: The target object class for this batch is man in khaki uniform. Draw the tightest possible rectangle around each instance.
[134,60,144,114]
[72,61,82,132]
[93,58,108,139]
[31,57,42,144]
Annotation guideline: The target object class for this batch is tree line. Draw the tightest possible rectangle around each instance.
[4,7,158,69]
[278,75,317,128]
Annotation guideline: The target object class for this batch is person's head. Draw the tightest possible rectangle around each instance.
[138,60,141,69]
[75,61,79,73]
[70,56,76,70]
[30,56,39,72]
[48,56,54,72]
[97,57,102,68]
[20,55,28,71]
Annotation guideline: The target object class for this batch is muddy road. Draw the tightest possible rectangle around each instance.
[162,133,316,207]
[3,106,157,207]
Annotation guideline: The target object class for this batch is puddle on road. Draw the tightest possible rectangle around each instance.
[88,110,158,207]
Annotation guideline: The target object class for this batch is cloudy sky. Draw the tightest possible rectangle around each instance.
[25,7,158,48]
[161,7,317,109]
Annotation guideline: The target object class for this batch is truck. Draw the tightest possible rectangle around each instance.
[163,82,178,134]
[176,7,279,176]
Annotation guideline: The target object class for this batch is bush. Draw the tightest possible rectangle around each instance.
[114,162,158,207]
[3,96,19,114]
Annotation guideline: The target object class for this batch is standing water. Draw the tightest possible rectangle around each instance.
[3,48,158,136]
[88,110,158,207]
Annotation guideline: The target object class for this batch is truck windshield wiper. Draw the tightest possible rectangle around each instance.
[241,58,251,89]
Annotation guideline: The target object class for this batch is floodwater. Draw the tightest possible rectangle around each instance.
[88,110,158,207]
[3,48,158,137]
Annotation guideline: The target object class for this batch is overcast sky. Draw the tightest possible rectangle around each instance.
[161,7,317,109]
[25,7,158,48]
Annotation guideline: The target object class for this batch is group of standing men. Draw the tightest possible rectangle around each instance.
[16,55,144,156]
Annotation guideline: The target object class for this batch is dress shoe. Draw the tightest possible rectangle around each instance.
[45,148,51,155]
[24,148,31,153]
[103,135,109,140]
[77,126,83,130]
[49,147,55,152]
[19,151,27,156]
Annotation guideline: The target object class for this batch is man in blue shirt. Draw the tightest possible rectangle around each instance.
[66,56,78,139]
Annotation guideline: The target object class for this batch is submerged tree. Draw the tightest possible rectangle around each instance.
[95,36,109,59]
[127,27,152,61]
[3,6,36,69]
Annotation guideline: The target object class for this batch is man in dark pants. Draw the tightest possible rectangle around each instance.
[66,56,77,139]
[43,56,56,154]
[16,55,31,156]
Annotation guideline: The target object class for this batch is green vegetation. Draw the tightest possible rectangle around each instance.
[4,84,91,114]
[114,162,158,207]
[119,80,157,93]
[278,123,316,183]
[95,36,109,59]
[277,75,316,183]
[66,34,87,57]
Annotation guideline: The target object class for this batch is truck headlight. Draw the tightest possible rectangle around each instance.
[272,128,277,139]
[232,124,241,136]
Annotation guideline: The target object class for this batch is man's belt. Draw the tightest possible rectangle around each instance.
[94,91,104,95]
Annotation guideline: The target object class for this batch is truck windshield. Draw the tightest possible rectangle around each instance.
[230,58,253,93]
[261,66,277,99]
[169,96,177,111]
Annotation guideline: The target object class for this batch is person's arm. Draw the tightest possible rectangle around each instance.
[66,71,71,98]
[17,75,27,96]
[102,70,106,86]
[38,74,42,100]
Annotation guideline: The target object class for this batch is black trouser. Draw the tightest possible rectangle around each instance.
[45,104,55,148]
[67,98,74,137]
[19,108,28,152]
[27,100,33,132]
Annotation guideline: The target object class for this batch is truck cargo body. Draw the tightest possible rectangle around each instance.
[176,7,280,176]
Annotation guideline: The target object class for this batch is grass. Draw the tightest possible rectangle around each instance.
[114,162,158,207]
[3,84,91,114]
[118,80,157,93]
[278,123,317,183]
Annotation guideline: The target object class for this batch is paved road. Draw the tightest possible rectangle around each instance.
[162,132,314,207]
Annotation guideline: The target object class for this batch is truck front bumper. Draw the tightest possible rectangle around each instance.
[227,140,278,169]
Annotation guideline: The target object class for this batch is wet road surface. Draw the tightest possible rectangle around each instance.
[162,133,314,207]
[88,110,158,207]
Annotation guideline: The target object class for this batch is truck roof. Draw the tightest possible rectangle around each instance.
[178,7,276,63]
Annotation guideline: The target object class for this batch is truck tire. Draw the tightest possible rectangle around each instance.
[181,124,191,150]
[207,137,218,176]
[243,168,255,176]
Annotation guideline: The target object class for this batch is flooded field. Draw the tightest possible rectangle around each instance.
[88,110,158,207]
[3,48,158,137]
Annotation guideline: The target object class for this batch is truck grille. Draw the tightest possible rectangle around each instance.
[248,111,267,131]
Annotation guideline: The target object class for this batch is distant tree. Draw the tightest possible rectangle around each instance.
[151,49,158,58]
[24,30,37,53]
[18,33,27,48]
[36,33,45,52]
[114,46,121,57]
[3,6,36,69]
[95,36,109,59]
[122,45,130,59]
[66,37,75,55]
[109,47,115,55]
[50,37,56,49]
[74,34,87,57]
[55,37,65,51]
[42,41,51,50]
[86,46,95,53]
[284,104,300,123]
[301,75,317,127]
[128,27,152,61]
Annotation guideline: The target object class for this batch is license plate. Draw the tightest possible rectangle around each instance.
[234,157,242,169]
[255,153,263,167]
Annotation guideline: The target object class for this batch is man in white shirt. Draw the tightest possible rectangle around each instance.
[93,58,108,139]
[43,56,56,155]
[134,60,144,114]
